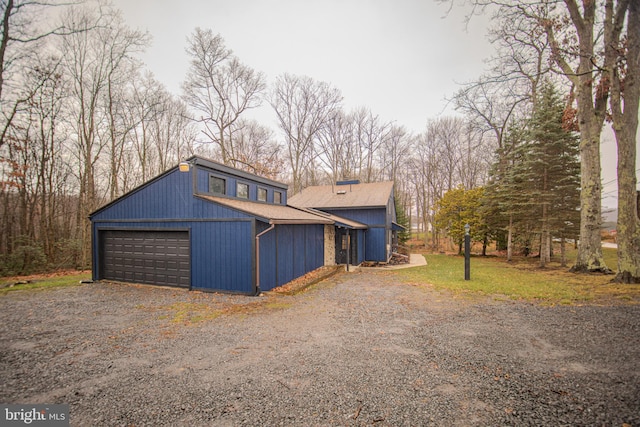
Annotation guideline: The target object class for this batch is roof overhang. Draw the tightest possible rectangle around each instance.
[301,207,368,229]
[197,195,334,225]
[392,221,406,231]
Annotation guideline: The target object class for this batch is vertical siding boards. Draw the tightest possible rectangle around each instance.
[355,230,366,265]
[92,220,256,293]
[90,158,329,294]
[258,226,277,291]
[365,228,387,262]
[195,166,287,204]
[91,169,193,220]
[323,207,389,262]
[322,208,386,226]
[190,220,254,293]
[276,226,294,287]
[258,224,324,291]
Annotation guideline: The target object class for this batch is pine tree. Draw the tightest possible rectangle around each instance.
[525,82,580,267]
[482,83,580,265]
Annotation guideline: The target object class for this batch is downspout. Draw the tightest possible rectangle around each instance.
[255,223,275,295]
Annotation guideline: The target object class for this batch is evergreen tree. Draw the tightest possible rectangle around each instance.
[481,83,580,265]
[395,202,411,246]
[481,123,529,260]
[526,82,580,267]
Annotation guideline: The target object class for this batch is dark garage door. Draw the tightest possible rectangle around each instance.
[100,230,190,288]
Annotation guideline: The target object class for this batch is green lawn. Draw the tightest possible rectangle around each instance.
[396,249,640,305]
[0,271,91,295]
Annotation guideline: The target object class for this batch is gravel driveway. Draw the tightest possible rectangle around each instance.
[1,269,639,426]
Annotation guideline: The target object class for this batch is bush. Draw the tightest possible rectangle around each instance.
[0,236,47,276]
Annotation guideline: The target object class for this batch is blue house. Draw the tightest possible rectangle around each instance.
[90,156,335,295]
[288,180,403,265]
[90,158,403,294]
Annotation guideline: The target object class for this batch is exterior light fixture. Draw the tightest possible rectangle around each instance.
[179,162,191,172]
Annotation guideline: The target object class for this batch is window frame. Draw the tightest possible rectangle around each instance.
[209,175,226,195]
[257,187,268,202]
[236,182,249,199]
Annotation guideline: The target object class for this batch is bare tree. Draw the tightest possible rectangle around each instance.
[61,3,149,266]
[0,0,88,149]
[316,108,353,183]
[227,118,284,180]
[608,1,640,282]
[182,28,266,166]
[270,73,342,193]
[379,124,411,183]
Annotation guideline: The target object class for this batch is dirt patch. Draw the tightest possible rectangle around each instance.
[1,271,638,426]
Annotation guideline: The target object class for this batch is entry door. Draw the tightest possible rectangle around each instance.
[335,229,357,265]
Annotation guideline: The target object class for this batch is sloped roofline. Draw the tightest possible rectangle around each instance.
[189,156,288,190]
[89,155,289,218]
[196,195,334,225]
[288,181,395,210]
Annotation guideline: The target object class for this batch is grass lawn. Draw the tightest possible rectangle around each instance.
[397,248,640,305]
[0,271,91,295]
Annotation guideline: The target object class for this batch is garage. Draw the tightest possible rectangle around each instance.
[99,229,190,288]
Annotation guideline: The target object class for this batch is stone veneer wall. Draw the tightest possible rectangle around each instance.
[324,225,335,265]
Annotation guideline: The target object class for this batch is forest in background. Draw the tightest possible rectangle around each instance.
[1,0,638,281]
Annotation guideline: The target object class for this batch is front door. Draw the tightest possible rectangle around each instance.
[335,229,357,265]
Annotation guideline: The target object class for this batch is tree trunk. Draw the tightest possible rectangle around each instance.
[560,237,567,267]
[569,119,611,273]
[610,0,640,283]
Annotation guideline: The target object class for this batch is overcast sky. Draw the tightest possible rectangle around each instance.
[111,0,624,209]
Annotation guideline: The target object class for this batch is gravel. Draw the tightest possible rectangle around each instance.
[1,270,639,426]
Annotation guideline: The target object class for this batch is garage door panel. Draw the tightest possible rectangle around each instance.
[101,230,190,288]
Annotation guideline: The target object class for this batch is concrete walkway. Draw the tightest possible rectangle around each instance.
[353,253,427,271]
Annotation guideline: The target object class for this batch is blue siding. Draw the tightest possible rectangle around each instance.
[322,207,389,262]
[276,226,294,287]
[92,219,256,294]
[196,167,287,204]
[323,207,386,226]
[90,163,322,294]
[190,220,254,293]
[258,227,277,290]
[92,170,194,220]
[365,227,387,262]
[356,230,366,264]
[258,224,324,291]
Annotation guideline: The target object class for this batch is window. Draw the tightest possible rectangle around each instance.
[257,187,267,202]
[237,182,249,199]
[274,191,282,204]
[209,176,226,195]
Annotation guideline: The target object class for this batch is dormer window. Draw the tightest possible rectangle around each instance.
[274,191,282,204]
[237,182,249,199]
[209,176,226,195]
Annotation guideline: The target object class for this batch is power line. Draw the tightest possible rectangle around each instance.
[601,168,640,188]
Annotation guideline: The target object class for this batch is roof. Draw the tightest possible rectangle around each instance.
[197,195,333,225]
[302,208,368,229]
[288,181,395,209]
[190,156,288,190]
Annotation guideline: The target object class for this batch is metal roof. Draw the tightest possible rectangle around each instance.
[288,181,395,209]
[197,195,334,225]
